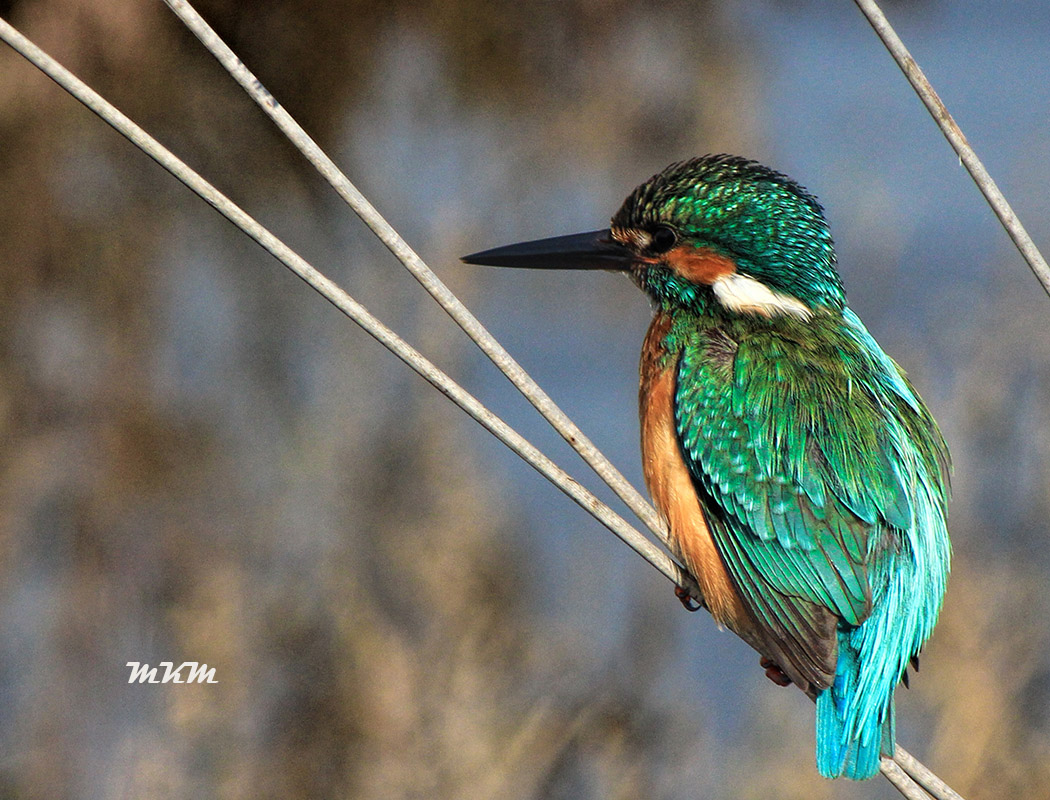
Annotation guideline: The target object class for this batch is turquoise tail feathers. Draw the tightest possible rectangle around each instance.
[813,465,948,781]
[815,631,895,780]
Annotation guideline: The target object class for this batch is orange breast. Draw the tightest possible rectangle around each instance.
[639,313,750,632]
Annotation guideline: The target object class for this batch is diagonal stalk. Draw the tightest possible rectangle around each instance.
[894,746,965,800]
[854,0,1050,299]
[159,0,676,559]
[881,757,934,800]
[0,14,696,601]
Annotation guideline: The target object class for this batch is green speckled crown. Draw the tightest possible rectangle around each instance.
[612,155,845,311]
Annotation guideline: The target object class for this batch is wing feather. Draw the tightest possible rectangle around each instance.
[673,312,945,690]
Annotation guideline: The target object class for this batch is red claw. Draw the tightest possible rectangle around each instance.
[675,585,702,612]
[760,656,793,687]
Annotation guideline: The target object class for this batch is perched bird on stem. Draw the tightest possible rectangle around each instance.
[463,155,950,780]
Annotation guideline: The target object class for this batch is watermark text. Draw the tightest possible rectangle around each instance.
[126,661,218,684]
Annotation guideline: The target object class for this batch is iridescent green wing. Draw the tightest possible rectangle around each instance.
[674,312,945,690]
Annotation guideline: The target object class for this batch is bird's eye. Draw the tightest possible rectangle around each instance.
[649,226,677,254]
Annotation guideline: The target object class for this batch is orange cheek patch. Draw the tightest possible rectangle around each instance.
[665,246,737,284]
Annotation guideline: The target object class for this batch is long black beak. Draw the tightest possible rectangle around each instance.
[461,228,634,271]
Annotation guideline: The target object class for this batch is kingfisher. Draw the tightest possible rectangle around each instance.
[463,155,950,780]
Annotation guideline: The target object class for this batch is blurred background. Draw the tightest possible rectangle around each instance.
[1,0,1049,797]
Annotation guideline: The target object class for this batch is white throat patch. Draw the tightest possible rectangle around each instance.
[712,273,813,320]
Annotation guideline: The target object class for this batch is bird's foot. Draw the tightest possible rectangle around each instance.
[675,585,702,612]
[760,657,792,687]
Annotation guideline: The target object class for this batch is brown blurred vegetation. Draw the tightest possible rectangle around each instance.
[0,1,1048,799]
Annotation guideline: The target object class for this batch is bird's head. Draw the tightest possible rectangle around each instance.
[464,155,845,320]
